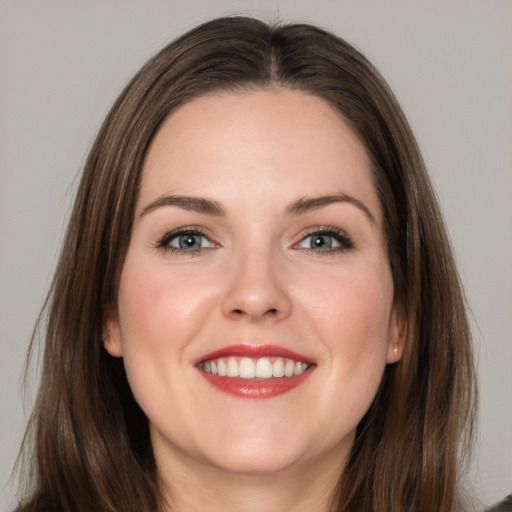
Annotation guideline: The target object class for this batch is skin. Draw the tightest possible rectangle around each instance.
[104,89,404,512]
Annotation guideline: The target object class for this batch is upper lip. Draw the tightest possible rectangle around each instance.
[195,344,315,365]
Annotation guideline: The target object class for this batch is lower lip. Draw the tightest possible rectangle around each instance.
[199,370,313,399]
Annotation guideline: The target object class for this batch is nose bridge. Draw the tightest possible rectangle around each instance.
[221,239,292,322]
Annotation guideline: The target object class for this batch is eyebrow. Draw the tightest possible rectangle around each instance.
[285,193,376,223]
[139,192,375,223]
[140,195,226,217]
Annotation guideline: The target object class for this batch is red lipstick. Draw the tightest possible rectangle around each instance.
[196,344,315,399]
[196,344,312,364]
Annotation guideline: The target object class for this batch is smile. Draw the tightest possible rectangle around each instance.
[196,344,315,399]
[201,357,310,379]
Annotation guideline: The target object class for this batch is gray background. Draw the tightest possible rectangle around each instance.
[1,1,511,510]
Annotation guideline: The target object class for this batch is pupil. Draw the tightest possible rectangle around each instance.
[312,235,331,249]
[180,234,200,248]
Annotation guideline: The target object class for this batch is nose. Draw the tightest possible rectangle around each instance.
[221,250,292,323]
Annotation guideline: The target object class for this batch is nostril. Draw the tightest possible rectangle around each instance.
[230,307,278,319]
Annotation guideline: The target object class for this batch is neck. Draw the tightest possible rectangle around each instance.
[156,447,346,512]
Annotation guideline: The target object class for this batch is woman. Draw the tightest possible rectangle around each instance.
[16,16,477,512]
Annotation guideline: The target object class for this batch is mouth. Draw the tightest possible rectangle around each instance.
[196,344,316,399]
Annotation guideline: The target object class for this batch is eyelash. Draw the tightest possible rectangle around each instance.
[155,226,355,255]
[294,226,355,254]
[155,226,216,255]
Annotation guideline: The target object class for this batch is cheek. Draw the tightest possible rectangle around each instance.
[302,262,394,403]
[115,259,218,404]
[117,259,215,351]
[307,262,393,343]
[115,259,220,429]
[116,266,173,403]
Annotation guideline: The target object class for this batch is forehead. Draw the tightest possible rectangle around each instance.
[140,88,380,221]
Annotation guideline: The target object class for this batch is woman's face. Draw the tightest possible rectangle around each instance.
[105,89,403,477]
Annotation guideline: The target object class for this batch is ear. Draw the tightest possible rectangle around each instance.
[386,308,406,364]
[102,311,123,357]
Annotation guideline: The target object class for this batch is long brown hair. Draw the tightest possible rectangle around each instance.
[17,16,477,512]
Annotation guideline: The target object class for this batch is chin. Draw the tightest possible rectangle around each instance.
[206,444,304,475]
[197,423,318,475]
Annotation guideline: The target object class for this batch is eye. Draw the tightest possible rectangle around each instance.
[170,233,210,250]
[156,228,216,254]
[296,228,354,253]
[298,233,340,250]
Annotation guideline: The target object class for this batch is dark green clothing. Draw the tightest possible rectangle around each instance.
[487,494,512,511]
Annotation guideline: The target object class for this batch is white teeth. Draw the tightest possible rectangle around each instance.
[239,357,256,378]
[284,359,295,377]
[255,358,273,378]
[227,357,238,377]
[217,359,227,376]
[203,356,310,379]
[272,359,285,377]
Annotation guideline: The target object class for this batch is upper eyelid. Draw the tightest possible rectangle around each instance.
[154,224,353,248]
[295,225,352,239]
[293,226,355,248]
[159,225,213,238]
[156,226,216,247]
